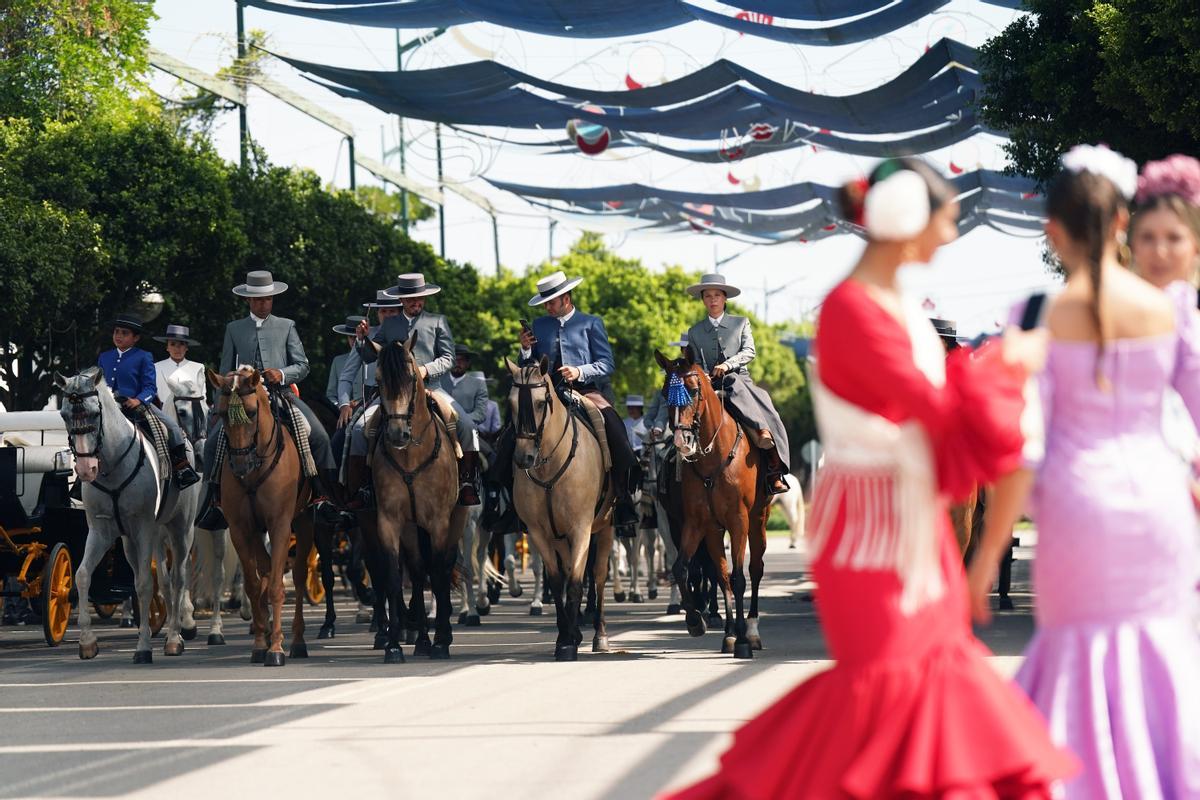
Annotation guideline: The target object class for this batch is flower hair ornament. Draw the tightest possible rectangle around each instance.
[1135,154,1200,206]
[1061,144,1138,200]
[863,164,931,241]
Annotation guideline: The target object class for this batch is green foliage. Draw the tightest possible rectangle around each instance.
[165,28,271,140]
[354,185,436,224]
[0,0,154,123]
[979,0,1200,182]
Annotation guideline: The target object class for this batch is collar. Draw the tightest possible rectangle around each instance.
[250,313,269,328]
[449,373,465,386]
[116,347,132,356]
[709,313,725,328]
[404,312,421,323]
[556,307,577,327]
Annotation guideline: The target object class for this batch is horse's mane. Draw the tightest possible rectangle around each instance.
[515,366,545,433]
[378,341,414,400]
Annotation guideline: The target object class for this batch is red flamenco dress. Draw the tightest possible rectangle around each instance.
[663,280,1076,800]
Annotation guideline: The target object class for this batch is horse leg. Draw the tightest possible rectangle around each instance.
[672,520,707,637]
[702,531,737,655]
[163,520,193,656]
[582,540,597,619]
[529,546,544,616]
[289,517,315,659]
[503,531,522,598]
[591,528,614,653]
[718,508,752,659]
[124,534,155,663]
[228,525,268,661]
[375,520,406,663]
[429,533,455,659]
[262,518,291,666]
[207,530,227,645]
[313,523,337,639]
[74,525,115,660]
[553,545,582,662]
[747,501,769,651]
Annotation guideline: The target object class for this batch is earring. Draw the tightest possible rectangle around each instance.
[1115,230,1131,267]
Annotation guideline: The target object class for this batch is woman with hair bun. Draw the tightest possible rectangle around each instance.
[969,145,1200,799]
[661,159,1074,800]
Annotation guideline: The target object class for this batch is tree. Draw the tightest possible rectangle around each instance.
[354,185,436,224]
[979,0,1200,182]
[0,0,154,123]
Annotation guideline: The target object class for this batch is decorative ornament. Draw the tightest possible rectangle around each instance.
[667,374,691,408]
[1061,144,1138,200]
[1135,154,1200,206]
[566,105,610,156]
[863,170,930,241]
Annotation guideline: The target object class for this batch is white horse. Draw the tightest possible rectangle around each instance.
[56,369,199,662]
[455,504,485,627]
[771,473,806,550]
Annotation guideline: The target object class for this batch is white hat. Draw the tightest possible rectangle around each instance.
[384,273,441,299]
[668,331,690,348]
[625,394,644,407]
[686,273,741,299]
[233,270,289,297]
[528,270,584,307]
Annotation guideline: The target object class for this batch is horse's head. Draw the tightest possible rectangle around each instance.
[55,367,105,482]
[209,365,266,477]
[505,356,555,470]
[378,333,423,449]
[654,347,707,459]
[167,371,207,444]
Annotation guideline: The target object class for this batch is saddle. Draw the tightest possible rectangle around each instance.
[558,388,612,473]
[118,402,170,474]
[264,387,317,477]
[363,393,462,467]
[710,375,774,451]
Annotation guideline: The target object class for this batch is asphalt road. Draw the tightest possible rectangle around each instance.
[0,536,1038,799]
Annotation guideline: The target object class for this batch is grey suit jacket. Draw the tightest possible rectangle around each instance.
[220,315,310,385]
[440,373,488,425]
[687,315,755,374]
[337,328,377,407]
[359,312,454,380]
[326,351,360,407]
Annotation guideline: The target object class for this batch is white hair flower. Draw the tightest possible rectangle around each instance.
[1061,144,1138,200]
[864,170,931,241]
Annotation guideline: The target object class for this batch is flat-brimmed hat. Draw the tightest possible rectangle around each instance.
[363,290,403,309]
[625,395,644,407]
[454,344,477,359]
[385,273,441,299]
[332,315,367,336]
[153,323,200,346]
[232,270,289,298]
[111,313,146,335]
[930,317,959,348]
[686,272,741,299]
[667,331,690,348]
[528,270,584,307]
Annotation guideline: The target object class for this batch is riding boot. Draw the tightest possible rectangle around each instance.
[169,444,201,489]
[344,455,375,511]
[195,483,227,530]
[613,469,640,539]
[762,444,790,495]
[457,451,481,506]
[311,469,356,529]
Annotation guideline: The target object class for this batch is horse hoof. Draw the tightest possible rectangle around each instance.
[180,626,198,642]
[78,641,99,660]
[648,589,658,600]
[529,606,543,616]
[613,591,626,603]
[667,604,681,615]
[133,650,153,664]
[554,644,578,662]
[721,636,736,654]
[289,642,309,659]
[476,604,490,617]
[120,618,134,629]
[373,633,388,650]
[457,611,468,625]
[734,641,754,660]
[356,609,373,624]
[630,593,643,604]
[239,606,252,622]
[487,583,501,604]
[384,646,405,664]
[592,636,609,653]
[707,613,723,627]
[788,543,797,550]
[405,629,418,645]
[207,634,226,646]
[465,615,481,627]
[686,617,707,638]
[509,585,523,599]
[430,643,450,660]
[251,649,267,664]
[748,636,763,651]
[264,651,286,667]
[318,624,335,640]
[165,641,184,657]
[999,596,1014,611]
[413,639,432,657]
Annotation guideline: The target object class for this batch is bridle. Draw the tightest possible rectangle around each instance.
[63,390,106,458]
[381,370,432,448]
[217,381,284,492]
[671,370,730,464]
[172,395,207,444]
[375,356,446,522]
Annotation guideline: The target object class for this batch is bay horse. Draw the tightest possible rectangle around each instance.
[55,368,199,663]
[371,337,466,662]
[207,366,316,666]
[656,349,769,658]
[505,356,615,661]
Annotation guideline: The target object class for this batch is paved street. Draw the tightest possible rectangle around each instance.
[0,537,1037,799]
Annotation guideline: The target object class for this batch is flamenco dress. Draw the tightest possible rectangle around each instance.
[663,279,1076,800]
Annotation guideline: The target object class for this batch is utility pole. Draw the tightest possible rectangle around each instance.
[492,215,501,276]
[394,30,408,233]
[548,219,557,262]
[236,0,248,167]
[346,136,356,190]
[436,122,445,257]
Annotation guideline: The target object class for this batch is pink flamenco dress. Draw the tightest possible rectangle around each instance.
[1015,281,1200,799]
[662,279,1076,800]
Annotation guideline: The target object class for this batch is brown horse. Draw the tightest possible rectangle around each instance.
[207,366,316,666]
[370,337,466,662]
[505,357,615,661]
[656,349,769,658]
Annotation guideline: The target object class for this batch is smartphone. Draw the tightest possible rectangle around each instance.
[519,318,532,333]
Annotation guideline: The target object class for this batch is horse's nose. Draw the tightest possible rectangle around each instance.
[516,452,534,469]
[74,456,98,483]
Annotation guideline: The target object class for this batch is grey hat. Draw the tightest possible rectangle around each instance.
[332,315,367,336]
[233,270,289,298]
[667,331,690,348]
[364,289,403,309]
[153,323,200,346]
[686,272,741,299]
[528,270,584,307]
[625,394,644,407]
[454,344,477,359]
[385,273,441,299]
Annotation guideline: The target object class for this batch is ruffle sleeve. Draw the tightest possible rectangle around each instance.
[1168,280,1200,424]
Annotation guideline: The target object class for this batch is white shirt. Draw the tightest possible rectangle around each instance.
[709,313,725,328]
[449,373,465,387]
[519,307,576,360]
[250,313,267,329]
[155,357,208,424]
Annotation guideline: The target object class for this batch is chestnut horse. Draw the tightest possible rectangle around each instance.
[207,367,316,666]
[656,349,769,658]
[371,337,466,662]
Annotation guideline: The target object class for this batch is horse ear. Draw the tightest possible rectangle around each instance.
[53,371,68,390]
[247,370,261,388]
[406,330,418,353]
[538,355,550,376]
[206,367,222,389]
[653,349,670,371]
[684,345,697,366]
[83,366,102,386]
[504,357,519,376]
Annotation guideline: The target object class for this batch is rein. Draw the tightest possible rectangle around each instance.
[221,384,288,507]
[671,370,744,529]
[63,390,150,538]
[376,376,445,523]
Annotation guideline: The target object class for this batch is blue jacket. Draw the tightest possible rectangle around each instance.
[98,347,157,405]
[520,310,615,400]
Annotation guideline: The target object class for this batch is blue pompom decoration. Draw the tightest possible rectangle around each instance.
[667,373,691,408]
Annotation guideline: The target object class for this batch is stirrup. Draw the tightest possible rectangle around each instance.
[458,482,481,507]
[766,473,790,496]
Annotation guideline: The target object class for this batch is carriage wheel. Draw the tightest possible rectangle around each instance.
[305,547,325,605]
[93,603,119,619]
[41,544,73,646]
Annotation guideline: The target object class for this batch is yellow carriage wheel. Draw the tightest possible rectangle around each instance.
[305,547,325,606]
[41,543,73,646]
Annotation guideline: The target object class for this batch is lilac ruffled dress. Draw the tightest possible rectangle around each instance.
[1021,281,1200,799]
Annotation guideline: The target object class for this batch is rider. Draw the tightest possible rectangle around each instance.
[98,314,200,489]
[326,315,365,410]
[511,270,641,537]
[646,331,689,443]
[333,291,399,479]
[623,395,645,451]
[353,273,483,506]
[685,273,790,494]
[153,323,207,428]
[198,270,345,527]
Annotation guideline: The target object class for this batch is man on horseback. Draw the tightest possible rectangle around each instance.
[353,273,483,506]
[198,270,344,526]
[508,270,641,537]
[685,274,791,494]
[99,314,200,489]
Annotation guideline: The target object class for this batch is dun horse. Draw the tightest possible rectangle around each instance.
[56,369,198,663]
[656,349,769,658]
[370,337,466,662]
[505,357,615,661]
[207,366,317,666]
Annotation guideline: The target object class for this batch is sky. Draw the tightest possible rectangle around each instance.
[146,0,1060,336]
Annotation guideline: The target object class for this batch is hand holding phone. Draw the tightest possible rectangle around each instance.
[519,318,537,349]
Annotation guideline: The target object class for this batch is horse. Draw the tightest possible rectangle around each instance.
[654,436,722,624]
[370,337,467,662]
[456,504,485,626]
[206,366,317,666]
[55,368,199,663]
[770,474,806,550]
[656,349,769,658]
[505,357,615,661]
